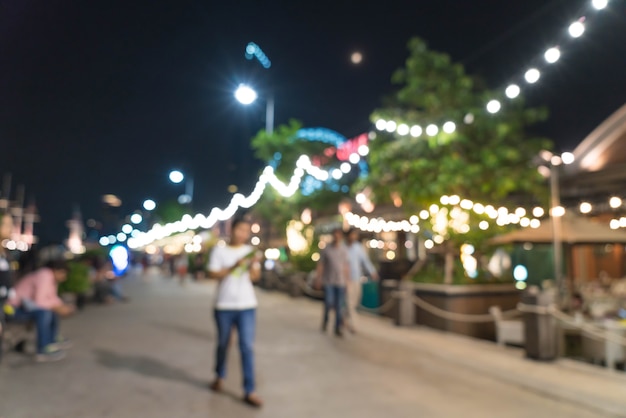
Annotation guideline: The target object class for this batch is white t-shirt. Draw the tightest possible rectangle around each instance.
[209,244,258,310]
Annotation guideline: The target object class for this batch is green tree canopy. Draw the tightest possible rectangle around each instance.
[355,38,554,283]
[359,37,552,210]
[250,119,357,235]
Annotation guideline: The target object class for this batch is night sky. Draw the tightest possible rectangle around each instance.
[1,0,625,244]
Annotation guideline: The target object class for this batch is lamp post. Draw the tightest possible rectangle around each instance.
[168,170,194,205]
[234,84,274,135]
[538,151,575,305]
[236,42,274,135]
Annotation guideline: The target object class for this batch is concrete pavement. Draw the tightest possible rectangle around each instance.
[1,271,625,418]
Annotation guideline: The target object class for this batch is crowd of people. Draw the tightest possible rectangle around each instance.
[1,212,378,409]
[204,221,379,408]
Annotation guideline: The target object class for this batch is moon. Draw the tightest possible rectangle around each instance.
[351,51,363,64]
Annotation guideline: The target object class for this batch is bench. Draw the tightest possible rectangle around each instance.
[489,306,525,346]
[0,316,35,362]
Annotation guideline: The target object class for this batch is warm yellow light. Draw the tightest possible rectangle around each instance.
[551,206,565,217]
[610,197,622,209]
[579,202,592,214]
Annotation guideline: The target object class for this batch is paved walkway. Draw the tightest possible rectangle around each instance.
[1,272,626,417]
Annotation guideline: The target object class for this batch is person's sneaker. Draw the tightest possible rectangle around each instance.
[35,348,66,363]
[50,336,73,350]
[334,329,344,338]
[209,378,224,392]
[243,393,263,408]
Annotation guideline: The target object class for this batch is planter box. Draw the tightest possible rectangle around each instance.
[412,282,521,341]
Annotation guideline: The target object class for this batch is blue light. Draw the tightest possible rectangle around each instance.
[109,245,130,277]
[513,265,528,282]
[245,42,272,69]
[295,127,347,147]
[267,127,371,195]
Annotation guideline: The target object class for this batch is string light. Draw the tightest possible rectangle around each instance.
[443,121,456,134]
[426,124,439,136]
[114,154,363,249]
[486,100,501,114]
[569,21,585,38]
[410,125,423,137]
[579,202,592,214]
[609,196,623,209]
[374,1,608,136]
[505,84,521,99]
[592,0,608,10]
[524,68,541,84]
[544,47,561,64]
[397,123,410,136]
[344,193,546,238]
[108,2,617,250]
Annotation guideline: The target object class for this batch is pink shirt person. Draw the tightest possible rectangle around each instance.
[9,267,64,310]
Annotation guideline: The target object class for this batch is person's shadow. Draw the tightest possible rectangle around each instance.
[93,349,207,390]
[93,349,245,404]
[150,321,215,341]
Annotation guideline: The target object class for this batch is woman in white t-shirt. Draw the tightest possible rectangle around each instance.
[208,219,263,407]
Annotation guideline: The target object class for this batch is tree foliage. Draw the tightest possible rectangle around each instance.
[356,38,554,282]
[250,119,356,235]
[154,199,188,224]
[359,38,552,210]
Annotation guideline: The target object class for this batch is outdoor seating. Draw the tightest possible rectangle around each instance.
[489,306,525,346]
[0,316,35,360]
[581,320,626,369]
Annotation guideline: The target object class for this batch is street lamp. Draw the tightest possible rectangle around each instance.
[234,83,274,135]
[168,170,194,205]
[537,151,575,304]
[234,84,258,105]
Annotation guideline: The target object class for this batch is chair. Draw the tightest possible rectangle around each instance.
[581,320,626,369]
[489,306,525,346]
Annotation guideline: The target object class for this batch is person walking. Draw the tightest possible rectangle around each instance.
[176,254,189,286]
[345,228,378,333]
[315,227,350,337]
[208,218,263,408]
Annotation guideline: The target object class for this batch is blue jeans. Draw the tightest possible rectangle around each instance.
[214,309,256,395]
[110,281,125,301]
[11,308,58,354]
[323,285,346,332]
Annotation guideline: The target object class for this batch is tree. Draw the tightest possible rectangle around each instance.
[357,38,553,283]
[154,199,188,224]
[250,119,358,237]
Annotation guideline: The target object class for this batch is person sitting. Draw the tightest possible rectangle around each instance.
[7,260,75,362]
